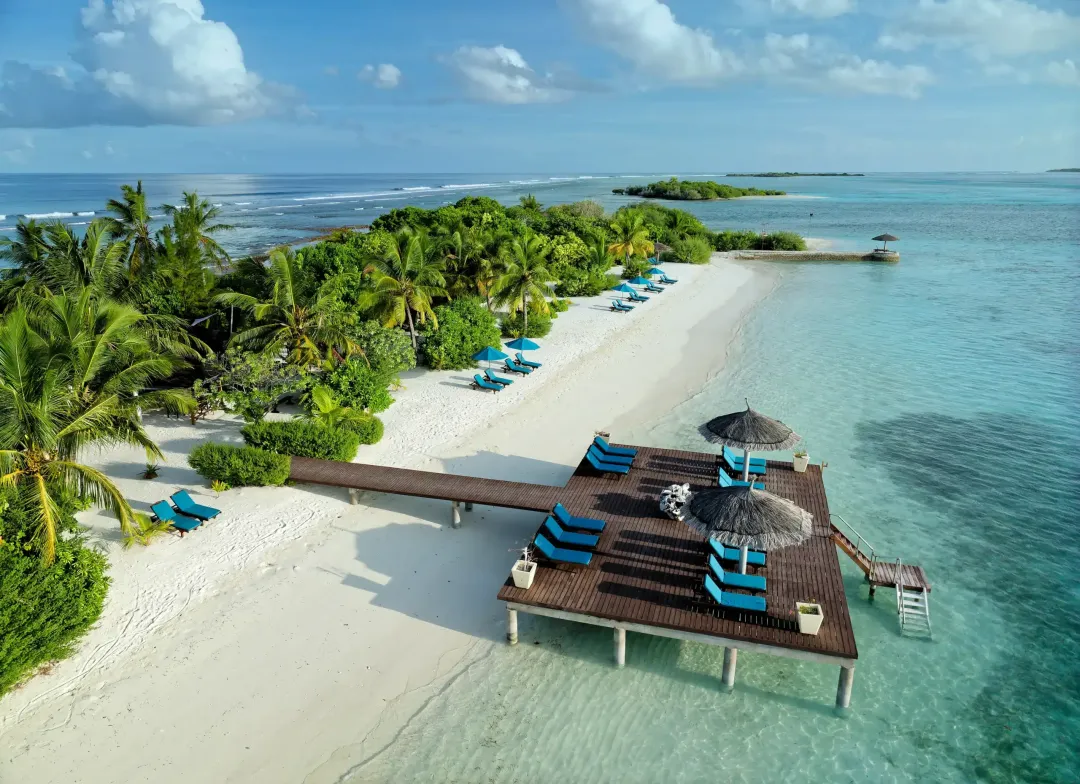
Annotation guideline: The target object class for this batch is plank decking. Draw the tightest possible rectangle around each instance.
[498,446,859,662]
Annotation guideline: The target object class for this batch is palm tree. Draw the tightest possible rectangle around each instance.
[584,238,615,272]
[493,228,556,336]
[442,223,486,299]
[103,181,155,278]
[0,219,49,307]
[215,247,359,369]
[0,302,186,563]
[301,385,371,430]
[608,210,655,265]
[519,194,542,212]
[162,191,233,270]
[364,230,448,350]
[39,220,127,299]
[665,209,698,241]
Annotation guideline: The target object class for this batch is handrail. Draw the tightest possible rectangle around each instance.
[895,557,904,622]
[829,513,875,563]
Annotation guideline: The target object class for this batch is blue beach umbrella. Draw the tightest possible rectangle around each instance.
[613,283,635,294]
[648,267,664,276]
[472,346,508,369]
[505,337,540,351]
[630,276,651,286]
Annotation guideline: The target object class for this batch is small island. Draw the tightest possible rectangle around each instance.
[613,177,784,201]
[1047,168,1080,173]
[725,172,864,178]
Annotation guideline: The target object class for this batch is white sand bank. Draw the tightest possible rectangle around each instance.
[0,256,775,784]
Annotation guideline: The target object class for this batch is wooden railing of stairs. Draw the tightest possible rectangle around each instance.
[829,514,932,637]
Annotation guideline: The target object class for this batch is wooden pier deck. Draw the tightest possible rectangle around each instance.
[497,446,858,664]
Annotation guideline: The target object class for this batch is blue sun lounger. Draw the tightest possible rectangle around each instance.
[644,283,664,293]
[171,489,220,521]
[627,291,649,303]
[722,446,766,477]
[708,537,766,567]
[611,300,634,312]
[152,501,202,537]
[660,274,678,284]
[485,368,514,386]
[504,358,533,375]
[534,532,593,565]
[593,435,637,458]
[516,352,542,369]
[472,374,503,392]
[586,447,631,475]
[704,574,767,613]
[543,516,600,548]
[724,445,766,468]
[552,503,606,533]
[589,448,633,466]
[708,554,766,592]
[717,470,764,491]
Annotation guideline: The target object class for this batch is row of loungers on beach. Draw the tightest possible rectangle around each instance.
[150,490,222,537]
[471,353,543,392]
[610,274,679,312]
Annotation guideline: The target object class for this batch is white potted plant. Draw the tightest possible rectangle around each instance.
[795,601,824,635]
[792,449,809,473]
[511,547,537,590]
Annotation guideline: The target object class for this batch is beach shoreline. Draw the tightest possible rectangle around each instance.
[0,255,776,784]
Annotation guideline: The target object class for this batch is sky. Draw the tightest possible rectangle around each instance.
[0,0,1077,173]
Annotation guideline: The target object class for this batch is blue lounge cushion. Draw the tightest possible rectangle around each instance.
[709,554,767,592]
[708,538,766,567]
[722,448,766,477]
[505,359,533,374]
[660,275,678,283]
[485,368,514,385]
[628,292,649,302]
[544,516,600,548]
[171,489,220,521]
[585,449,631,475]
[611,300,633,311]
[151,501,201,532]
[552,503,606,532]
[704,575,767,612]
[589,448,633,466]
[473,374,502,391]
[717,470,764,491]
[516,352,542,368]
[593,436,637,457]
[723,445,766,468]
[534,533,592,565]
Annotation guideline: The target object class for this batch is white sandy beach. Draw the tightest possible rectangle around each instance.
[0,255,775,784]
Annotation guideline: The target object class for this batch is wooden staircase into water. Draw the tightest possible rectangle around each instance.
[830,515,932,637]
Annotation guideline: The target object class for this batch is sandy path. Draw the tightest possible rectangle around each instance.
[0,256,774,784]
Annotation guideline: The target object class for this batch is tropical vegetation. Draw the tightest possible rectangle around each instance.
[613,177,784,200]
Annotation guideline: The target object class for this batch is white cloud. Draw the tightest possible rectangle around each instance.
[559,0,742,83]
[358,63,402,89]
[1046,58,1080,87]
[1,134,34,164]
[324,65,340,77]
[444,46,573,104]
[759,33,933,97]
[0,0,293,128]
[880,0,1080,60]
[769,0,855,18]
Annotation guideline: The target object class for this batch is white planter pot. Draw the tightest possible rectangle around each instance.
[793,454,809,473]
[796,602,824,635]
[511,560,537,590]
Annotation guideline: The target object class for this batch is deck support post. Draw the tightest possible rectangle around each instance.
[348,488,359,505]
[738,546,749,575]
[836,664,855,709]
[451,501,461,529]
[465,502,473,512]
[614,628,626,667]
[722,647,738,690]
[506,608,518,645]
[742,448,751,483]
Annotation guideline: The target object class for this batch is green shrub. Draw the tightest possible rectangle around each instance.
[665,235,713,264]
[711,230,805,252]
[0,542,109,696]
[345,414,384,445]
[188,443,291,487]
[759,231,807,251]
[554,266,617,297]
[241,420,360,462]
[712,230,761,251]
[500,310,552,339]
[621,257,651,279]
[420,297,503,370]
[324,359,395,414]
[550,298,570,313]
[347,320,416,376]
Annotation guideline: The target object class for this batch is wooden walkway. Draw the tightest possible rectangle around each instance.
[830,524,932,591]
[498,446,858,663]
[289,445,858,663]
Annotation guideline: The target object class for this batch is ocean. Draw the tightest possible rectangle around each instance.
[3,172,1078,782]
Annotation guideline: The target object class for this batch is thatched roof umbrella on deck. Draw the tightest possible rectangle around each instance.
[683,484,813,573]
[872,233,898,251]
[699,401,802,481]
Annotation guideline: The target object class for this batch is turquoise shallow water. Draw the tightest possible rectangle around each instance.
[345,174,1080,783]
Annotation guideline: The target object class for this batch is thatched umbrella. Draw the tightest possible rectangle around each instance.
[684,485,813,573]
[872,233,898,251]
[699,401,801,480]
